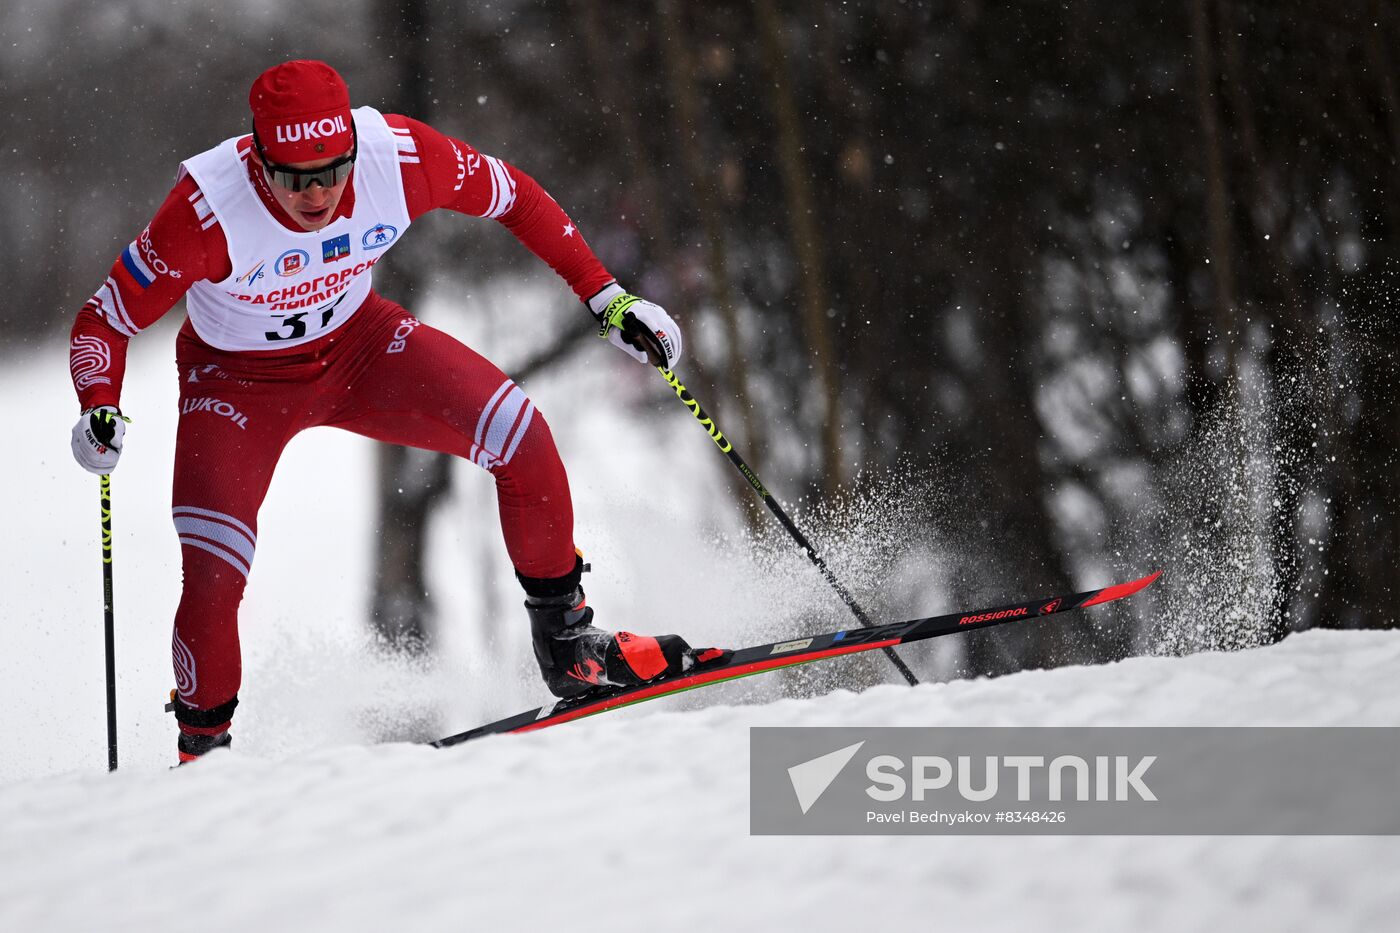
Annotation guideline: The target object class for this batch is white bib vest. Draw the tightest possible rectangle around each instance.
[180,106,411,351]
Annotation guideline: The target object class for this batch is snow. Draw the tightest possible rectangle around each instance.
[2,630,1399,931]
[6,288,1399,931]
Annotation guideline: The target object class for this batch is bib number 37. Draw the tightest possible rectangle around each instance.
[264,294,345,342]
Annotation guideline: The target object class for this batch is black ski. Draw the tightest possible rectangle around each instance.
[431,571,1161,749]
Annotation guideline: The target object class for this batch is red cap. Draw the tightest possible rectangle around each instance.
[249,60,353,164]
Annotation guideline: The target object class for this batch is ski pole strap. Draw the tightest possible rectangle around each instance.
[596,292,642,339]
[96,409,133,426]
[87,408,132,451]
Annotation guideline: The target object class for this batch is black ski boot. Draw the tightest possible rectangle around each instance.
[177,730,232,765]
[526,587,708,698]
[520,556,727,699]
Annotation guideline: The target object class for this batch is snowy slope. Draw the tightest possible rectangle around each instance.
[2,629,1399,933]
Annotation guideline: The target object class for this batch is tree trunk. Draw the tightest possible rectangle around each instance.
[368,0,454,653]
[1187,0,1239,377]
[568,0,676,256]
[657,0,767,522]
[946,211,1082,676]
[753,0,844,497]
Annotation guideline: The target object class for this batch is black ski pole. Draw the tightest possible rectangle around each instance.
[100,474,118,771]
[653,366,920,686]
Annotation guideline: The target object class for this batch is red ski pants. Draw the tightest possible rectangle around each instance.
[169,292,576,729]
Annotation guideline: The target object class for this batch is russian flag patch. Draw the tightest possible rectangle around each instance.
[120,241,154,289]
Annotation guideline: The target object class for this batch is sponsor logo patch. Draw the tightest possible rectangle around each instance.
[321,234,351,263]
[274,114,349,144]
[386,316,421,354]
[959,607,1029,626]
[450,142,468,191]
[138,227,180,278]
[275,249,309,277]
[121,227,181,289]
[771,638,814,655]
[186,364,250,387]
[180,397,250,430]
[236,261,267,286]
[361,223,398,250]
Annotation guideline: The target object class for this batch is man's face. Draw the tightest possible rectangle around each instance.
[256,150,353,231]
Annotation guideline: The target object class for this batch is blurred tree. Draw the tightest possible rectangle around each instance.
[366,0,454,654]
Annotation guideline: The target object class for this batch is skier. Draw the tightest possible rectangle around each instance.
[68,60,719,763]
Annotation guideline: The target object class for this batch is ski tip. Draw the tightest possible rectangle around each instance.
[1080,570,1162,608]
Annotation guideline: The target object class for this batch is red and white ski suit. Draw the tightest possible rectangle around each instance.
[68,109,613,732]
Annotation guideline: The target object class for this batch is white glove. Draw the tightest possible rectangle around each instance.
[71,406,129,475]
[588,282,683,369]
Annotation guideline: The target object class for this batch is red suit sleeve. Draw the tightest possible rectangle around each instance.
[385,114,614,303]
[69,176,215,410]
